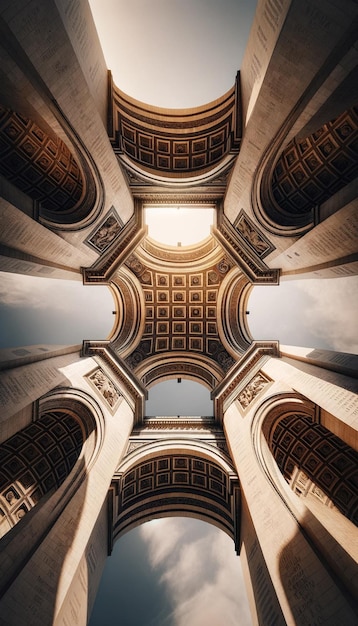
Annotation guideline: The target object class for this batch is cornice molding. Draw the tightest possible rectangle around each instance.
[213,210,280,284]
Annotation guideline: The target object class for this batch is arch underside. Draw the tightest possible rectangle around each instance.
[108,73,242,185]
[0,410,83,538]
[268,412,358,525]
[254,105,358,234]
[111,443,240,550]
[0,105,100,226]
[136,354,223,391]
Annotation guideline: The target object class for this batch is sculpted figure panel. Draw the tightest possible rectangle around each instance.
[87,207,123,252]
[88,368,121,408]
[237,373,269,409]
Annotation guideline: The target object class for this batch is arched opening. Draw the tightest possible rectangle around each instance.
[266,413,358,526]
[89,518,252,626]
[0,273,114,348]
[88,440,251,625]
[145,378,213,417]
[0,410,83,538]
[252,397,358,606]
[0,105,98,225]
[271,107,358,224]
[145,206,215,246]
[112,446,239,545]
[256,106,358,232]
[0,391,109,626]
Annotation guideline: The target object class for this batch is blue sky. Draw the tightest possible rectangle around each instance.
[1,0,357,624]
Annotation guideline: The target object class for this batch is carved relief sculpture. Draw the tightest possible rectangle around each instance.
[87,208,123,252]
[237,373,269,409]
[89,369,121,408]
[235,211,272,257]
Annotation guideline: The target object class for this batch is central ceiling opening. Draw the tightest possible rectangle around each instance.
[145,379,213,417]
[144,206,215,246]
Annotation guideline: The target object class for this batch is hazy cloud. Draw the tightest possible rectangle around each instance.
[249,275,358,354]
[297,276,358,353]
[0,271,113,314]
[140,517,185,569]
[0,272,114,348]
[140,518,252,626]
[0,272,56,309]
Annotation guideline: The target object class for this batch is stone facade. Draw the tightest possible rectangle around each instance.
[0,1,357,625]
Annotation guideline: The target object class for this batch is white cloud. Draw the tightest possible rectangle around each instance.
[140,518,252,626]
[297,276,358,353]
[140,517,185,569]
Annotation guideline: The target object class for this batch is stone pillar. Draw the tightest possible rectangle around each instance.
[224,394,358,625]
[271,202,358,278]
[0,0,134,229]
[262,353,358,450]
[279,345,358,379]
[0,198,96,279]
[0,345,82,442]
[0,355,135,626]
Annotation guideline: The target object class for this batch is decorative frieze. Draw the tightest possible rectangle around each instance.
[213,219,280,284]
[212,341,279,419]
[237,372,270,409]
[87,368,121,409]
[234,210,274,258]
[86,206,123,253]
[82,204,146,283]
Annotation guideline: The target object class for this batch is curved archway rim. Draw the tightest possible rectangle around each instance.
[111,438,239,549]
[137,354,224,392]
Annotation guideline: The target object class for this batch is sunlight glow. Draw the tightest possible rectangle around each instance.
[145,206,215,246]
[88,0,255,108]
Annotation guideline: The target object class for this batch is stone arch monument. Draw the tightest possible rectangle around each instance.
[0,0,357,624]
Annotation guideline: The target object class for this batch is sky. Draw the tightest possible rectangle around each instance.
[145,207,215,247]
[88,0,256,108]
[249,275,358,354]
[89,518,252,626]
[0,273,114,347]
[1,0,357,624]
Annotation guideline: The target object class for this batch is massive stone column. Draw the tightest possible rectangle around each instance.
[0,348,136,626]
[223,352,358,624]
[263,347,358,450]
[225,0,358,278]
[0,345,82,442]
[0,0,134,275]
